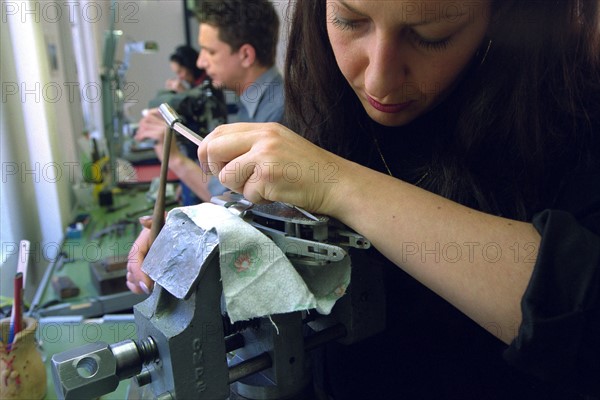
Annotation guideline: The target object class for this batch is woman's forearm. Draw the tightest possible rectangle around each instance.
[328,163,539,344]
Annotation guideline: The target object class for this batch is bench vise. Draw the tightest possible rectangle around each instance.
[51,193,386,399]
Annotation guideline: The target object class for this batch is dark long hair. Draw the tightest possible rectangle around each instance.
[170,45,204,80]
[284,0,600,219]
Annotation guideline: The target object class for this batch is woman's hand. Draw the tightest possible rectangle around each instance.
[165,78,187,93]
[126,216,155,295]
[197,122,352,215]
[198,123,540,345]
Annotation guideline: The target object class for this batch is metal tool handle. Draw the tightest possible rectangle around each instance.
[158,102,205,146]
[158,103,180,127]
[149,126,174,244]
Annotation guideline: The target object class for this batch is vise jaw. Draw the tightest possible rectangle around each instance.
[51,232,228,400]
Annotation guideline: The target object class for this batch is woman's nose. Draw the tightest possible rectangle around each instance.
[364,35,408,100]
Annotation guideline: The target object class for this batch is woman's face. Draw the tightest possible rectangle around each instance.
[326,0,491,126]
[170,61,194,85]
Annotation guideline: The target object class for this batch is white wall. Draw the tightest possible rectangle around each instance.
[1,1,82,300]
[111,0,187,120]
[1,20,39,300]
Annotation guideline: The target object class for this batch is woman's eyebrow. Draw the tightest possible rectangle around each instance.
[337,0,468,27]
[337,0,369,17]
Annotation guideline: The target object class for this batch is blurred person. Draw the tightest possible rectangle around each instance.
[165,45,207,93]
[143,45,222,206]
[128,0,284,295]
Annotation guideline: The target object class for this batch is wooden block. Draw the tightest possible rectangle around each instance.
[101,254,128,272]
[51,276,80,299]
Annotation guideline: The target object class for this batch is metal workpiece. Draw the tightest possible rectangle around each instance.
[212,192,329,226]
[51,337,158,400]
[212,191,366,265]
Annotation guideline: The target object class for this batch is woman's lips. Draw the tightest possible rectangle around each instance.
[367,95,414,113]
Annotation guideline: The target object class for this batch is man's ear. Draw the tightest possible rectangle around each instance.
[238,44,256,68]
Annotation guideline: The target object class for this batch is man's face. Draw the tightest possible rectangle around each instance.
[196,23,245,92]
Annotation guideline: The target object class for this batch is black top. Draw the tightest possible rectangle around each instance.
[320,101,600,399]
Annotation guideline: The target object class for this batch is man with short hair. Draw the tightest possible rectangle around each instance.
[196,0,284,123]
[128,0,284,295]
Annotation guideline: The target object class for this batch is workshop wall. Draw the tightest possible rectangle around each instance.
[0,23,35,301]
[1,3,81,302]
[110,1,187,121]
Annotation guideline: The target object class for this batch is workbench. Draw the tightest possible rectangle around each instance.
[25,178,181,399]
[28,187,170,319]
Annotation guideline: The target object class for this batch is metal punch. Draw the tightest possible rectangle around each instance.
[158,103,205,147]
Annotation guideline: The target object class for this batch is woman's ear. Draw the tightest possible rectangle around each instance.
[238,44,257,68]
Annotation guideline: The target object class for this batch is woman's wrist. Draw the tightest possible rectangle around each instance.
[318,158,371,220]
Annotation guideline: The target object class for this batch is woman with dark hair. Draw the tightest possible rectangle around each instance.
[198,0,600,399]
[166,45,207,92]
[198,0,600,398]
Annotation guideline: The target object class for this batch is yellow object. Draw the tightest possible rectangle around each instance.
[83,156,109,184]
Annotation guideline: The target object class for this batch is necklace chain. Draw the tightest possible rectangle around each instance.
[372,135,429,187]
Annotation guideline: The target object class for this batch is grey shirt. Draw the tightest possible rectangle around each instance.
[236,66,285,123]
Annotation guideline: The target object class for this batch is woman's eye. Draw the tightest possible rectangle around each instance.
[408,29,452,51]
[331,16,360,31]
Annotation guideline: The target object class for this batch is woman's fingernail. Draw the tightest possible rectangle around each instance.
[139,215,152,223]
[139,281,151,295]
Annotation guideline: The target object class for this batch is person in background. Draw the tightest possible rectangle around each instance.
[147,45,209,109]
[195,0,600,398]
[195,0,284,123]
[165,45,207,93]
[127,0,284,295]
[142,44,218,206]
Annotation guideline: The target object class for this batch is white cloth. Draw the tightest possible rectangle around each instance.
[149,203,350,322]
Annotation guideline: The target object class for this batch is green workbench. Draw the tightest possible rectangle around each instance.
[28,186,180,398]
[29,187,164,318]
